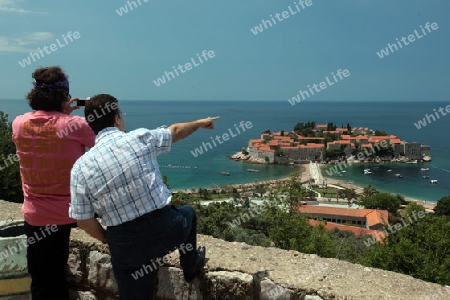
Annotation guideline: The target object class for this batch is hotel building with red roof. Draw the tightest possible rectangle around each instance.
[245,124,430,163]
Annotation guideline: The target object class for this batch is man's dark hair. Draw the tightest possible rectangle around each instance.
[84,94,120,134]
[26,66,69,112]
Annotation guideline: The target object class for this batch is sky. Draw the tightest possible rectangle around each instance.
[0,0,449,101]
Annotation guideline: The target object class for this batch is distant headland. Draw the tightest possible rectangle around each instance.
[230,121,431,165]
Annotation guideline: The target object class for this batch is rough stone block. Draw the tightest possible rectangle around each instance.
[156,267,201,300]
[205,271,254,300]
[0,221,28,279]
[305,296,323,300]
[0,294,31,300]
[86,251,118,294]
[260,279,295,300]
[69,290,97,300]
[67,247,83,284]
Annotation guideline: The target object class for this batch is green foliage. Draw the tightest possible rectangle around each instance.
[434,195,450,218]
[359,215,450,285]
[361,192,401,215]
[241,148,249,155]
[274,146,284,157]
[162,174,170,189]
[166,171,450,286]
[198,188,212,200]
[374,130,388,136]
[0,112,22,203]
[293,121,316,137]
[404,202,425,216]
[327,122,337,131]
[325,149,344,159]
[362,185,378,199]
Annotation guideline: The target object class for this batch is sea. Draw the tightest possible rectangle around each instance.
[1,100,449,203]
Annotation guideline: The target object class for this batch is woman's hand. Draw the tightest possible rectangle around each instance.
[63,98,80,115]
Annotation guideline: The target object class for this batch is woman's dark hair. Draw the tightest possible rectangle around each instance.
[26,66,69,112]
[84,94,120,134]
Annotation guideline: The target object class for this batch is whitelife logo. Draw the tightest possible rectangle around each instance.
[250,0,313,35]
[288,69,350,106]
[153,50,215,87]
[116,0,149,16]
[191,121,253,157]
[56,102,119,138]
[18,31,81,68]
[0,225,58,262]
[413,104,450,129]
[376,22,439,59]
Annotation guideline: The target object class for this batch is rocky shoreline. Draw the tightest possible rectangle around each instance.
[229,151,267,164]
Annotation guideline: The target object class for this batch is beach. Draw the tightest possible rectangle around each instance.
[176,163,437,211]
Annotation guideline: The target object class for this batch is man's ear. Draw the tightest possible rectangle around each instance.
[114,113,121,126]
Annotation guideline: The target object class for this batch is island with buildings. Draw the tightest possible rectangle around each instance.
[230,121,431,165]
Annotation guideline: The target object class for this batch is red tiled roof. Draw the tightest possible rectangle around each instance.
[299,143,325,149]
[297,206,389,227]
[308,220,386,243]
[355,135,368,140]
[336,140,351,145]
[250,139,264,144]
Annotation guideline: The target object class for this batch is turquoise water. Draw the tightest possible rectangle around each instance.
[322,162,448,203]
[1,99,449,202]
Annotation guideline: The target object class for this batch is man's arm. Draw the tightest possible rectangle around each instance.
[77,218,107,243]
[169,116,219,143]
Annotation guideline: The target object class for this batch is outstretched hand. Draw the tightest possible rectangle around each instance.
[198,116,220,129]
[63,98,80,115]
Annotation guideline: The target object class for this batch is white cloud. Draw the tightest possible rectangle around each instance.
[0,0,46,14]
[0,32,53,53]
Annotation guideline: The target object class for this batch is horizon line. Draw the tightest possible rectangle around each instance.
[1,99,449,102]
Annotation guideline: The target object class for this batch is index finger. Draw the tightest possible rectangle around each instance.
[209,116,220,120]
[68,97,79,105]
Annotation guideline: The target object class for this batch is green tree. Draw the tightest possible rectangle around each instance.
[343,188,357,203]
[274,146,284,157]
[361,192,401,215]
[374,130,388,136]
[0,112,22,203]
[362,185,378,199]
[162,174,170,189]
[404,202,425,217]
[359,215,450,285]
[434,195,450,218]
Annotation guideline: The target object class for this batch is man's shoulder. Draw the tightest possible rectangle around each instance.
[127,126,170,136]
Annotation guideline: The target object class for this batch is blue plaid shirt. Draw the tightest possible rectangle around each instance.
[69,126,172,226]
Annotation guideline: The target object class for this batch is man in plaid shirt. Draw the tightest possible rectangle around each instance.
[69,94,218,299]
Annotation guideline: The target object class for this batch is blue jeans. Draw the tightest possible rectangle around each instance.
[106,205,198,300]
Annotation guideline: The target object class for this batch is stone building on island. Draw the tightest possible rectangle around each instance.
[245,124,431,164]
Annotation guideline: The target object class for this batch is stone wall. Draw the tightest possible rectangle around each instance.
[1,200,450,300]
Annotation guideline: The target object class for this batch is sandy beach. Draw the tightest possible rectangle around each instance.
[177,163,437,211]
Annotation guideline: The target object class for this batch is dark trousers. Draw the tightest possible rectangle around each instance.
[106,205,199,300]
[24,222,74,300]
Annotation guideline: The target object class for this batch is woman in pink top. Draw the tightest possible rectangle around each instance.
[12,66,96,300]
